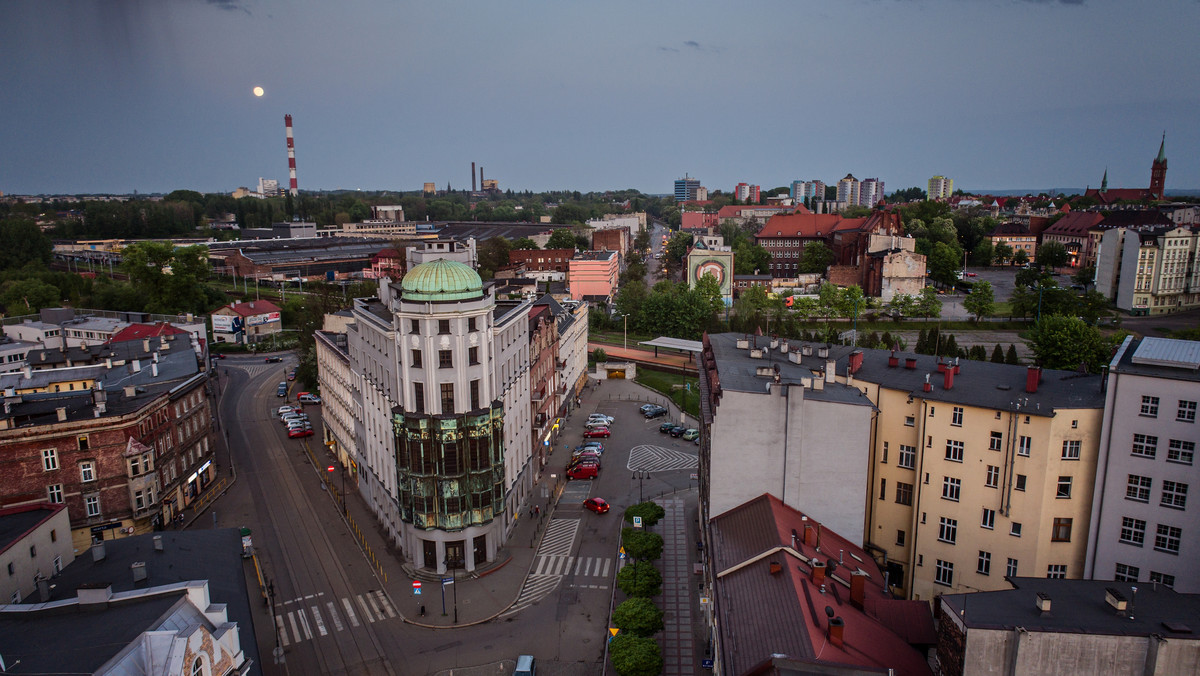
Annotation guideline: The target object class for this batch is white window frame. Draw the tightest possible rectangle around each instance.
[84,495,100,518]
[1061,440,1081,460]
[942,477,961,502]
[42,448,58,471]
[47,484,63,503]
[1161,481,1187,509]
[80,461,95,483]
[934,559,954,587]
[938,517,958,544]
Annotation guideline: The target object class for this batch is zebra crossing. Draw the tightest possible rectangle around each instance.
[628,444,698,472]
[228,364,279,380]
[532,554,612,578]
[273,589,396,647]
[500,518,581,617]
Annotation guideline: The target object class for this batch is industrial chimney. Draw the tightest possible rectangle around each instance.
[285,114,298,196]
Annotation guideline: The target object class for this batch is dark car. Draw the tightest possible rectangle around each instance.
[583,498,610,514]
[265,356,284,363]
[659,421,678,434]
[643,405,668,419]
[569,452,601,466]
[573,442,604,454]
[668,425,688,437]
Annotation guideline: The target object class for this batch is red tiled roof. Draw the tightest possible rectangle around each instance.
[988,222,1031,237]
[108,322,187,344]
[716,205,790,220]
[756,213,865,239]
[371,248,402,262]
[220,300,281,317]
[1041,212,1104,237]
[1083,187,1154,205]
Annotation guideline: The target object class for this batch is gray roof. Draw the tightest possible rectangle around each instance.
[941,577,1200,638]
[1129,336,1200,371]
[0,505,57,554]
[706,333,1105,415]
[640,337,704,353]
[434,222,558,241]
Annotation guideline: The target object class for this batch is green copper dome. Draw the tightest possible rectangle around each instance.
[400,258,484,302]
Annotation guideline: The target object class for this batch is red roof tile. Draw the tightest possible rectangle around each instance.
[220,300,281,317]
[756,213,865,239]
[108,322,187,343]
[1041,212,1104,237]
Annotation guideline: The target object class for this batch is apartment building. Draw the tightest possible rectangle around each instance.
[987,222,1037,263]
[1095,224,1200,315]
[567,250,619,301]
[928,176,953,201]
[1085,336,1199,592]
[314,316,357,481]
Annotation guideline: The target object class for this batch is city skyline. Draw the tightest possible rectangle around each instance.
[2,0,1199,196]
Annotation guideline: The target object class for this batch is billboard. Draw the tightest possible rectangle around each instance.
[246,311,281,327]
[212,314,234,332]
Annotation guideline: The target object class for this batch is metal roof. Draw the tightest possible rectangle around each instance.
[1130,336,1200,370]
[638,337,704,353]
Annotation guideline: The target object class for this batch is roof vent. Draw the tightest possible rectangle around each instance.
[92,541,106,562]
[1105,587,1128,612]
[77,583,113,607]
[56,407,67,422]
[131,561,147,582]
[153,535,163,552]
[1036,592,1051,613]
[769,561,782,575]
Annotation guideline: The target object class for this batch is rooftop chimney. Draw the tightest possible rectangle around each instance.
[77,583,113,607]
[829,617,845,648]
[124,385,136,398]
[923,374,932,393]
[151,362,158,377]
[1026,366,1041,393]
[769,561,783,575]
[1105,587,1128,612]
[888,351,899,368]
[810,560,826,586]
[92,541,106,562]
[953,357,961,375]
[153,535,164,552]
[131,359,141,373]
[937,359,948,373]
[818,345,829,359]
[850,571,867,610]
[825,360,836,382]
[944,367,954,390]
[143,338,151,353]
[905,357,916,370]
[1036,592,1052,613]
[131,561,147,582]
[848,350,864,374]
[56,407,67,422]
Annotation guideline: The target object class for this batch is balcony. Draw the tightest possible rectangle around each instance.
[532,389,548,404]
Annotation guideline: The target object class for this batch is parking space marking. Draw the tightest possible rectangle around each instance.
[628,444,698,472]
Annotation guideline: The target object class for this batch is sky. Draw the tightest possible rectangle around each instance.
[3,0,1199,197]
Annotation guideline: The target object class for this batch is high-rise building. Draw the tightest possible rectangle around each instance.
[675,175,701,202]
[790,180,826,205]
[928,176,954,201]
[836,174,860,206]
[734,183,760,203]
[858,178,884,207]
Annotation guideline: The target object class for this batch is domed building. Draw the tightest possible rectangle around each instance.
[347,249,535,574]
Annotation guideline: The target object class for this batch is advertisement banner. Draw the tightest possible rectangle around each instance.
[247,311,282,327]
[212,314,234,332]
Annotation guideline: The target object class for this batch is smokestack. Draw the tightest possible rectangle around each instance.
[810,560,826,586]
[944,367,954,390]
[285,114,298,196]
[1026,366,1041,393]
[472,162,476,192]
[480,166,484,188]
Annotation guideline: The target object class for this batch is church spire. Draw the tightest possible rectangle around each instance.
[1156,132,1167,165]
[1100,167,1108,192]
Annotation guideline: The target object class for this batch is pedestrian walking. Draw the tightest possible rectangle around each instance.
[535,505,540,517]
[529,506,534,518]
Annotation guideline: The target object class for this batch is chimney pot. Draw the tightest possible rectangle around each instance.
[888,351,899,368]
[91,542,106,562]
[153,535,163,552]
[56,406,68,422]
[905,357,917,370]
[1026,366,1040,393]
[923,373,933,393]
[850,571,867,610]
[1036,592,1052,613]
[769,561,783,575]
[829,617,845,648]
[944,367,954,390]
[811,560,826,586]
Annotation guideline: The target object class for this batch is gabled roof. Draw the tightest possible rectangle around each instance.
[988,222,1032,237]
[710,494,933,676]
[1041,211,1105,237]
[1083,187,1154,205]
[218,299,281,317]
[1098,210,1173,228]
[107,322,187,343]
[757,214,865,239]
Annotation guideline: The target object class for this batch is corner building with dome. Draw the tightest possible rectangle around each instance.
[346,254,537,573]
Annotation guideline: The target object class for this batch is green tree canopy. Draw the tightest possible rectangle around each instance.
[545,228,580,250]
[624,502,666,528]
[476,236,512,279]
[993,241,1013,265]
[510,237,539,250]
[1028,316,1113,371]
[1012,248,1029,266]
[609,634,663,676]
[0,217,53,269]
[798,241,834,274]
[0,278,60,315]
[916,287,943,318]
[622,528,664,561]
[1036,241,1069,269]
[615,560,663,597]
[927,241,962,287]
[964,281,995,322]
[612,597,664,638]
[119,242,211,314]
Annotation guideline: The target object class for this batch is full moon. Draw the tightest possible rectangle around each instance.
[253,86,264,97]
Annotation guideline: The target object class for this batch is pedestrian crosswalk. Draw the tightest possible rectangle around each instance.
[229,364,277,380]
[273,589,396,647]
[628,444,698,472]
[532,554,612,578]
[502,518,591,617]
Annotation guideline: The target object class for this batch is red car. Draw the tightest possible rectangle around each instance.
[567,463,599,480]
[583,427,611,438]
[287,427,313,439]
[583,498,610,514]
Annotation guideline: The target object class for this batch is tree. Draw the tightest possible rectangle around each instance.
[476,236,512,279]
[609,634,663,676]
[916,328,930,354]
[545,228,580,250]
[1006,344,1020,365]
[963,281,995,322]
[551,203,590,224]
[1076,290,1113,326]
[797,241,834,274]
[119,242,211,314]
[612,597,664,637]
[622,528,664,561]
[1028,316,1110,371]
[615,560,663,597]
[1036,241,1069,270]
[915,287,942,318]
[970,239,994,267]
[510,237,539,250]
[592,348,608,363]
[993,241,1013,265]
[1073,265,1097,291]
[624,502,666,527]
[0,278,60,314]
[991,344,1006,363]
[1012,248,1029,267]
[0,217,53,269]
[928,242,962,287]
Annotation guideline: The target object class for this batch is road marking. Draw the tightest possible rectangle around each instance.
[326,602,344,632]
[297,609,312,639]
[500,575,561,618]
[343,598,360,627]
[365,590,384,620]
[357,594,376,622]
[275,616,290,646]
[628,444,698,472]
[288,613,301,643]
[372,590,397,618]
[310,605,327,636]
[599,558,611,577]
[574,558,584,575]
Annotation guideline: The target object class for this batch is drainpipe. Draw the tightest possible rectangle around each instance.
[907,397,929,596]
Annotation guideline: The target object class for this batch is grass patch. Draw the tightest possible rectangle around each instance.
[634,370,700,418]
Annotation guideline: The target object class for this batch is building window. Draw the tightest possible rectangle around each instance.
[938,517,958,544]
[470,379,480,410]
[413,382,425,413]
[942,477,961,501]
[1140,395,1159,417]
[77,435,89,451]
[904,416,915,427]
[469,346,480,366]
[80,461,95,483]
[410,319,419,334]
[1017,435,1031,457]
[1149,571,1175,587]
[985,465,999,488]
[1119,517,1146,546]
[1127,475,1152,502]
[42,449,58,471]
[929,406,935,417]
[981,508,995,530]
[879,478,887,500]
[134,489,147,511]
[882,442,888,464]
[1006,558,1019,578]
[1061,440,1081,460]
[438,350,453,368]
[898,445,916,469]
[896,530,905,546]
[438,319,451,335]
[945,440,964,463]
[192,657,204,676]
[989,432,1002,451]
[1046,564,1067,579]
[1052,518,1073,542]
[934,560,953,587]
[1154,525,1181,554]
[895,482,913,506]
[952,407,964,426]
[47,484,63,503]
[977,551,991,575]
[1056,476,1073,499]
[1167,439,1195,465]
[1010,522,1023,537]
[53,556,61,573]
[1132,434,1158,458]
[411,349,422,368]
[440,383,454,412]
[1114,563,1139,582]
[85,495,100,517]
[468,317,477,332]
[1161,481,1187,509]
[1178,400,1197,423]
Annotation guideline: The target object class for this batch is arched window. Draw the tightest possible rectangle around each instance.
[191,656,205,676]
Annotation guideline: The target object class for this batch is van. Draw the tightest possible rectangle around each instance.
[567,463,599,480]
[277,382,288,397]
[514,655,535,676]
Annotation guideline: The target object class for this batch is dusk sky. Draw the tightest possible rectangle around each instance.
[3,0,1198,196]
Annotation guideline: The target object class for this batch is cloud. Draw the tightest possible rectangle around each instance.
[202,0,251,13]
[658,46,679,53]
[684,40,700,48]
[659,40,718,54]
[1020,0,1086,5]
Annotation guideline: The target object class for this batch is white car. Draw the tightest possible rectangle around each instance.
[298,393,322,404]
[584,419,612,430]
[587,414,615,425]
[282,413,308,425]
[276,405,297,416]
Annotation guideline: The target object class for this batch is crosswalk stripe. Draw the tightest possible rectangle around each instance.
[326,602,344,632]
[297,609,312,639]
[373,590,397,618]
[288,612,301,643]
[275,615,290,646]
[600,558,611,577]
[357,594,376,622]
[574,557,584,575]
[365,591,383,620]
[343,597,360,627]
[311,606,327,636]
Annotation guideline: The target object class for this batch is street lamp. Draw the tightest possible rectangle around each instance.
[632,470,650,503]
[621,313,629,352]
[444,555,460,624]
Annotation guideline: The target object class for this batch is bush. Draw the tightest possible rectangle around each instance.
[624,502,666,528]
[622,528,664,561]
[609,634,663,676]
[593,348,608,363]
[613,597,664,637]
[616,560,663,597]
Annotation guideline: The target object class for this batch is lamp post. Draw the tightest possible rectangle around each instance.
[444,555,459,624]
[621,313,629,352]
[632,470,650,503]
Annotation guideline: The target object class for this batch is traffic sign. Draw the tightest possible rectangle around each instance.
[327,465,335,472]
[701,659,714,669]
[412,580,422,591]
[609,628,619,637]
[633,516,643,528]
[690,473,699,480]
[700,596,710,605]
[414,588,422,595]
[441,577,454,586]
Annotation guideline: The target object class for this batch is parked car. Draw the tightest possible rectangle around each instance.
[668,424,688,437]
[570,452,601,466]
[574,442,604,454]
[583,427,611,438]
[276,405,297,416]
[682,429,700,442]
[639,403,657,413]
[583,498,610,514]
[266,356,284,363]
[566,463,599,480]
[287,427,314,438]
[297,393,322,404]
[287,370,296,381]
[584,419,611,430]
[587,414,615,425]
[659,421,679,434]
[276,382,288,397]
[643,405,669,419]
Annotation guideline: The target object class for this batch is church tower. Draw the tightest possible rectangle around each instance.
[1149,133,1167,199]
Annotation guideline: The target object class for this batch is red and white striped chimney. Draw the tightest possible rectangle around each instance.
[285,114,298,196]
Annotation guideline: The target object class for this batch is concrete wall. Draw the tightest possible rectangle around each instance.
[965,629,1152,676]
